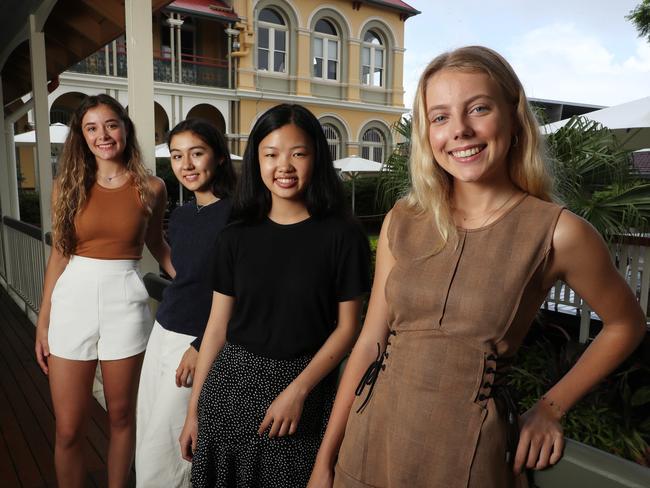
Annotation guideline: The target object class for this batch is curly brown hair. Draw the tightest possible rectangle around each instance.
[53,94,152,256]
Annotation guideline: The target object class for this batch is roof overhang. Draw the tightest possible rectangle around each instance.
[2,0,174,108]
[166,0,239,22]
[356,0,421,19]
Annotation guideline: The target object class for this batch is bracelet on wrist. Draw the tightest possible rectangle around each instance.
[541,395,565,419]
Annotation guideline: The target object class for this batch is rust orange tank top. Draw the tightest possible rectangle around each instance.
[74,179,147,259]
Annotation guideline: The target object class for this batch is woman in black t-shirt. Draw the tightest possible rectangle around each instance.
[136,119,235,487]
[179,104,371,487]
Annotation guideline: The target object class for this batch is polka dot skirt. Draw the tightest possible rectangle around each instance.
[191,343,336,488]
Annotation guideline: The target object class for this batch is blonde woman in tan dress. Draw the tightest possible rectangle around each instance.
[307,46,647,488]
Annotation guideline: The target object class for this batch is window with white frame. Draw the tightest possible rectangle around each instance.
[258,8,287,73]
[321,123,341,160]
[313,19,339,81]
[361,30,384,87]
[361,128,385,163]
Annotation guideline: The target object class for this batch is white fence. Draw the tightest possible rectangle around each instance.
[0,217,46,317]
[545,237,650,343]
[0,219,6,280]
[0,215,648,342]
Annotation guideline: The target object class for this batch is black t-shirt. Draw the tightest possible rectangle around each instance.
[212,215,371,359]
[156,198,232,349]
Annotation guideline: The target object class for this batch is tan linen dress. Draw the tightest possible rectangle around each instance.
[335,194,564,488]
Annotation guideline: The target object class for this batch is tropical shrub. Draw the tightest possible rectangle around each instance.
[18,190,41,227]
[376,116,411,211]
[509,322,650,465]
[545,117,650,239]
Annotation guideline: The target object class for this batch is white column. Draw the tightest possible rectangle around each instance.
[112,39,119,76]
[176,18,184,83]
[125,0,157,274]
[125,0,155,172]
[29,14,52,236]
[0,77,21,220]
[168,15,176,83]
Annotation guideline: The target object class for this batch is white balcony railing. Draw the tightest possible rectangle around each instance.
[0,217,46,318]
[546,237,650,343]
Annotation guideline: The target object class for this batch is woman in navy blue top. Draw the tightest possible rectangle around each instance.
[136,119,235,487]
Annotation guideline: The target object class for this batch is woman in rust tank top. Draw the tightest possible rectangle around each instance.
[308,46,646,488]
[34,94,174,487]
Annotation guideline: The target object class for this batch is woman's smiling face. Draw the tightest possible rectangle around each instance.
[169,131,220,194]
[258,123,314,204]
[425,68,516,185]
[81,104,127,164]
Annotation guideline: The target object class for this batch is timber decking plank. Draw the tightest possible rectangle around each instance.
[0,309,56,447]
[0,286,114,487]
[0,293,54,399]
[0,291,109,441]
[0,421,21,488]
[0,289,109,466]
[0,336,56,485]
[0,377,44,487]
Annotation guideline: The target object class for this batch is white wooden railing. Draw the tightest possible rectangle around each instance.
[0,219,6,281]
[0,217,46,318]
[1,213,648,344]
[545,237,650,343]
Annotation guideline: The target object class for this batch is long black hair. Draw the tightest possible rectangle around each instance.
[235,104,346,222]
[167,118,236,198]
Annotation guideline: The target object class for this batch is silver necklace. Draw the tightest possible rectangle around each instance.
[97,170,127,182]
[456,191,518,228]
[195,199,218,213]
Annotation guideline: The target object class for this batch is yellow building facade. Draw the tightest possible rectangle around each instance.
[229,0,418,160]
[16,0,418,190]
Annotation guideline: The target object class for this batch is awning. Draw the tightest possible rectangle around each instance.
[167,0,238,22]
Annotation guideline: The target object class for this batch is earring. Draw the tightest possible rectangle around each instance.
[512,135,519,147]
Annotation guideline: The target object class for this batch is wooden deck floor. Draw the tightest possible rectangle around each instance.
[0,286,134,488]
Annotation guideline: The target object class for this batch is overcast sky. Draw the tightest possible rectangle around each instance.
[402,0,650,109]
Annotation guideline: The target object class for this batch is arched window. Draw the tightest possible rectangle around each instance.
[313,19,339,81]
[258,8,287,73]
[361,30,384,87]
[361,128,385,163]
[321,123,341,160]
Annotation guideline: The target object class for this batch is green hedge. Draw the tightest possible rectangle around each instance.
[18,190,41,227]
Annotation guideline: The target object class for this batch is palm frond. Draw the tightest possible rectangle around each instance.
[376,116,412,210]
[373,113,650,239]
[547,115,650,238]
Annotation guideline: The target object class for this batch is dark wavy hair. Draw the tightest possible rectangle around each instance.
[167,118,236,198]
[235,104,346,221]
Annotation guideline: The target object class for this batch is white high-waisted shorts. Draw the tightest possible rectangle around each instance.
[48,255,153,361]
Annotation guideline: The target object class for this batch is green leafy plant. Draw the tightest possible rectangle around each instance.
[18,190,41,227]
[546,117,650,239]
[509,326,650,465]
[626,0,650,43]
[377,115,412,211]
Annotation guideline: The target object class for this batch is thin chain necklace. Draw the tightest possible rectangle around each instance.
[97,170,128,183]
[456,191,518,229]
[195,198,219,213]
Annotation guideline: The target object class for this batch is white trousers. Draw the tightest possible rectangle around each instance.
[136,321,195,488]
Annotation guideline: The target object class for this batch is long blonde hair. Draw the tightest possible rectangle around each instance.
[53,94,152,256]
[407,46,553,248]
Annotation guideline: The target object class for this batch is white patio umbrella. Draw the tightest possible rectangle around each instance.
[155,143,242,161]
[333,156,383,212]
[541,96,650,150]
[14,123,69,145]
